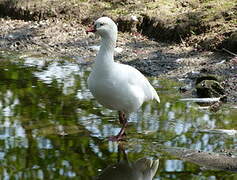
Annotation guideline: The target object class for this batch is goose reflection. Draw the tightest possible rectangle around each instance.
[95,144,159,180]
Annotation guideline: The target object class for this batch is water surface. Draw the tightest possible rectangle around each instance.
[0,53,236,179]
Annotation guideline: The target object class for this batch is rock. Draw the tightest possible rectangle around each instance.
[196,79,225,98]
[222,31,237,53]
[195,74,225,98]
[165,147,237,172]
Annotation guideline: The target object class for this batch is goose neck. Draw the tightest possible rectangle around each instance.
[95,37,116,67]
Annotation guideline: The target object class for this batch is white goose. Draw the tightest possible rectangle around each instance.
[87,17,160,141]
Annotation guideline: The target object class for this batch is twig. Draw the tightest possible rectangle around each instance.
[179,34,185,45]
[222,48,237,57]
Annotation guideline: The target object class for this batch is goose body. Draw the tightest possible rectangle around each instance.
[88,62,159,113]
[87,17,160,140]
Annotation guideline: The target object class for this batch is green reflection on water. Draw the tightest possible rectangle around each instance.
[0,53,236,179]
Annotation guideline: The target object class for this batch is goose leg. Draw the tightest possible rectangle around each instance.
[109,111,128,141]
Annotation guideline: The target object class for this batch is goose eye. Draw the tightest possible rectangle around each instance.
[99,23,104,26]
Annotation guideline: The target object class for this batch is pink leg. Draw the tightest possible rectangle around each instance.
[109,111,128,141]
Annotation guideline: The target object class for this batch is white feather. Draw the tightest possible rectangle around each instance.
[87,17,160,114]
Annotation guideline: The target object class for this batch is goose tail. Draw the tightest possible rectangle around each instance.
[152,88,160,103]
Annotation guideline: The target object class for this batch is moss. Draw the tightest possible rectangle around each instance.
[196,75,225,98]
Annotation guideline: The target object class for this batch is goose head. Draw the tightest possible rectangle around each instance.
[87,17,118,42]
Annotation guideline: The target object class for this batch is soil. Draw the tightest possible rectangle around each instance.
[0,0,236,103]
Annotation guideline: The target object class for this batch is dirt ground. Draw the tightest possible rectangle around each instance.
[0,0,236,103]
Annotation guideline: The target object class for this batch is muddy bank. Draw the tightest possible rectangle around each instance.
[0,0,236,103]
[0,0,236,52]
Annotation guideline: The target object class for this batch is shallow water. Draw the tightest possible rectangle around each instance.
[0,53,236,179]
